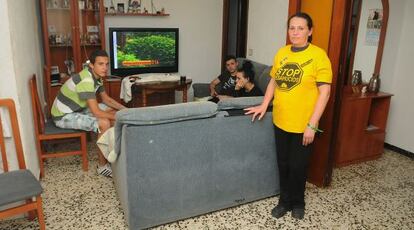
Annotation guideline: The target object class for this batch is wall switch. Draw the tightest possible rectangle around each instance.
[248,48,253,56]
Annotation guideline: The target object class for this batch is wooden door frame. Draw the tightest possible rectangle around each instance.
[286,0,301,44]
[342,0,389,85]
[221,0,249,70]
[237,0,249,58]
[221,0,230,70]
[288,0,349,187]
[374,0,389,75]
[342,0,362,85]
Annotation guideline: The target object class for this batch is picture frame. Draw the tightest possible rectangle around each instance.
[117,3,125,13]
[128,0,141,13]
[48,25,57,34]
[109,6,116,14]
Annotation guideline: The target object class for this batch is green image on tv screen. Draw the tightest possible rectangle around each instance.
[114,31,177,69]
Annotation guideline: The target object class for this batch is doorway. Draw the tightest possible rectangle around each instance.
[221,0,249,70]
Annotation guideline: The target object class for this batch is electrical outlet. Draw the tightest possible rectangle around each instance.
[248,48,253,56]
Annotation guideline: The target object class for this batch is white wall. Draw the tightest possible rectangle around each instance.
[381,0,414,152]
[104,0,223,85]
[246,0,288,65]
[353,0,382,82]
[0,0,43,177]
[0,0,20,173]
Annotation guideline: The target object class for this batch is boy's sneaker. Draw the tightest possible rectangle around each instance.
[97,163,112,178]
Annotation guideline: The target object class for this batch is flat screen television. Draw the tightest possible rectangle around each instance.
[109,27,179,76]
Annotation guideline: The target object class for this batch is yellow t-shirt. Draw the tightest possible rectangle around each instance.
[270,44,332,133]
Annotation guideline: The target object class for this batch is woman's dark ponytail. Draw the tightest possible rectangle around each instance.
[239,61,255,82]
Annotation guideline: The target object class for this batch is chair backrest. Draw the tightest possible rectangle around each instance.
[0,99,27,172]
[29,75,46,135]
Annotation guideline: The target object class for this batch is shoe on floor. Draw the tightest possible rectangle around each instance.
[271,205,290,218]
[97,163,112,178]
[292,208,305,219]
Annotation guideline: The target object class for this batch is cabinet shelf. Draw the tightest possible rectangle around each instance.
[47,8,70,11]
[50,43,102,48]
[105,13,169,17]
[81,9,100,12]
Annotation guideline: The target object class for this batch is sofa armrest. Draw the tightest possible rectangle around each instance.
[217,96,264,110]
[192,83,211,98]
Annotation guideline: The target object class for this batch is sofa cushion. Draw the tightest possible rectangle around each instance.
[116,101,218,125]
[217,96,264,110]
[192,83,211,98]
[256,66,272,93]
[237,58,267,80]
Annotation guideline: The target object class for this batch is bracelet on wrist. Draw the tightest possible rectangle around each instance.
[307,123,323,133]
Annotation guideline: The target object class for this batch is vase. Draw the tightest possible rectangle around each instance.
[368,73,381,93]
[351,70,362,86]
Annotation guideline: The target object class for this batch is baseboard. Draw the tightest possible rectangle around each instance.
[384,143,414,159]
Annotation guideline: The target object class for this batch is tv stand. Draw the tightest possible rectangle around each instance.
[131,79,192,107]
[103,78,192,107]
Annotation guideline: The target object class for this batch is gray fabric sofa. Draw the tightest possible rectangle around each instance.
[112,59,278,230]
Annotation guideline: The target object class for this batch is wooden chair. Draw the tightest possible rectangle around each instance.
[0,98,45,230]
[30,75,88,178]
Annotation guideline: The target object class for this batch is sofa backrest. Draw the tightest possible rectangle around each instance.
[237,58,271,93]
[114,102,219,154]
[116,101,218,126]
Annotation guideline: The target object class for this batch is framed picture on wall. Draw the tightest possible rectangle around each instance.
[365,9,383,46]
[117,3,125,13]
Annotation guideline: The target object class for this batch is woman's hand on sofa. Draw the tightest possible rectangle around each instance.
[244,104,268,122]
[245,79,275,122]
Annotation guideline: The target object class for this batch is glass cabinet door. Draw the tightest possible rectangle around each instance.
[40,0,105,107]
[77,0,103,69]
[45,0,76,79]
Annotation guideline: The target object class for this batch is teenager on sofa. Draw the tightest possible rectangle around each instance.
[245,12,332,219]
[209,55,239,103]
[233,61,264,97]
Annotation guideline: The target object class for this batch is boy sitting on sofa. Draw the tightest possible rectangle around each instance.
[51,49,126,177]
[209,57,263,102]
[209,55,239,103]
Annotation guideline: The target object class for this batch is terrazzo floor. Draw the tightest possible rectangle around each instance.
[0,140,413,230]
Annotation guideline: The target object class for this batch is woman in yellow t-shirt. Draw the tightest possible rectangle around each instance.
[245,12,332,219]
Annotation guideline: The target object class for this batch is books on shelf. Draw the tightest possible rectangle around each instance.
[51,82,63,87]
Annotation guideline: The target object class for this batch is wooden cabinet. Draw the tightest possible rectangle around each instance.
[39,0,105,107]
[103,78,191,108]
[103,78,125,106]
[334,91,393,167]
